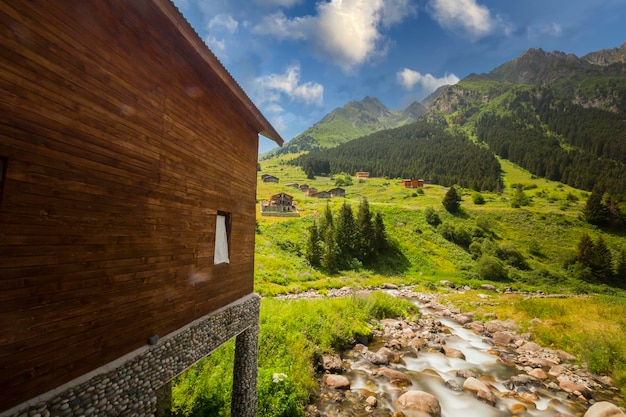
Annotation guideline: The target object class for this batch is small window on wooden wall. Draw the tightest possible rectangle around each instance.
[214,211,231,265]
[0,157,6,207]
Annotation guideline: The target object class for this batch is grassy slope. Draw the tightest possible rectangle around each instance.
[256,155,625,296]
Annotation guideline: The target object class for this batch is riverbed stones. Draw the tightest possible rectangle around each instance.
[395,390,441,416]
[463,377,496,406]
[374,367,412,386]
[583,401,626,417]
[443,346,465,359]
[493,331,517,345]
[558,377,591,397]
[320,354,344,373]
[324,374,350,390]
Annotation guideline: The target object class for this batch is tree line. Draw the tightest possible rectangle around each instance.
[476,88,626,199]
[292,120,503,192]
[306,198,389,273]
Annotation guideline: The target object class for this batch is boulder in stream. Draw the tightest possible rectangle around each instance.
[374,367,412,386]
[463,377,497,406]
[395,390,442,416]
[583,401,626,417]
[324,374,350,390]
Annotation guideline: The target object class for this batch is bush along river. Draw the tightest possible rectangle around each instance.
[296,287,625,417]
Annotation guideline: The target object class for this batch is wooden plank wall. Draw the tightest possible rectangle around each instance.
[0,0,260,411]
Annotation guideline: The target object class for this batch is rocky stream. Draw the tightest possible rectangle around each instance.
[279,286,625,417]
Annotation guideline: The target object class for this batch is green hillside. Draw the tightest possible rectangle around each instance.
[263,97,425,157]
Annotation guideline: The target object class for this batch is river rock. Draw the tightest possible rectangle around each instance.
[324,374,350,390]
[395,390,442,416]
[443,346,465,359]
[374,367,412,386]
[445,379,463,391]
[484,319,519,334]
[440,280,455,288]
[463,377,496,406]
[518,342,541,352]
[556,350,577,362]
[365,396,377,407]
[583,401,626,417]
[549,365,566,377]
[480,284,497,291]
[529,368,548,380]
[558,377,591,397]
[455,314,473,325]
[493,331,516,345]
[366,347,400,365]
[321,354,343,373]
[466,321,485,333]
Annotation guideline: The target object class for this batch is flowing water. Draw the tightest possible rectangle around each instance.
[311,297,605,417]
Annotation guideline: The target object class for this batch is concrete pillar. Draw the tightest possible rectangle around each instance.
[231,322,259,417]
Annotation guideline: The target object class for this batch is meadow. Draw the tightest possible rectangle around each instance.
[170,156,626,416]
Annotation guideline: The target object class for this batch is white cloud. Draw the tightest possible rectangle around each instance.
[254,11,313,40]
[428,0,511,41]
[205,36,226,55]
[254,0,416,72]
[254,65,324,106]
[208,14,239,34]
[527,22,562,40]
[397,68,460,94]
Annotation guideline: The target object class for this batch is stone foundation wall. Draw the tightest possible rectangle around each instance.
[2,294,261,417]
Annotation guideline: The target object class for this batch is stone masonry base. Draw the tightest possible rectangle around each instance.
[2,294,261,417]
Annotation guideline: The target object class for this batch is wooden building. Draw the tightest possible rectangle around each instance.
[260,193,298,216]
[312,191,331,199]
[356,171,370,179]
[0,1,283,416]
[261,174,279,183]
[401,178,425,188]
[329,187,346,197]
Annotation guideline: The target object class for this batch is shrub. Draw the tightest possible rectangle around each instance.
[495,243,529,270]
[424,207,441,226]
[476,255,508,281]
[473,193,485,205]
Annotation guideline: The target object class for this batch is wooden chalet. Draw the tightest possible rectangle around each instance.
[329,187,346,197]
[0,1,283,416]
[356,171,370,179]
[305,187,319,196]
[401,178,424,188]
[261,173,279,183]
[312,191,331,199]
[260,192,298,216]
[299,184,310,191]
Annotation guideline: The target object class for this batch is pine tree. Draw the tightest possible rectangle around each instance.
[442,186,461,213]
[590,236,613,283]
[322,225,339,274]
[318,202,334,235]
[576,233,595,267]
[356,197,374,262]
[511,184,530,208]
[373,212,387,252]
[616,249,626,286]
[584,188,609,226]
[305,222,321,267]
[335,202,357,261]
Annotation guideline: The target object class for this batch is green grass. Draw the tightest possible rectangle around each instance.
[441,291,626,402]
[171,293,419,417]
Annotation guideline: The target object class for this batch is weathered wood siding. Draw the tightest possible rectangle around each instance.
[0,0,262,411]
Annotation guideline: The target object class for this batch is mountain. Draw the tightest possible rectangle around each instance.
[291,43,626,196]
[262,97,426,158]
[422,42,626,196]
[470,42,626,85]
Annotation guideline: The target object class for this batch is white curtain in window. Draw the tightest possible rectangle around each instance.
[214,214,230,264]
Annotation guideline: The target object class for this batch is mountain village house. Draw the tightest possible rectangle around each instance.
[401,178,425,188]
[329,187,346,197]
[0,1,283,416]
[260,192,299,216]
[261,173,279,183]
[356,171,370,179]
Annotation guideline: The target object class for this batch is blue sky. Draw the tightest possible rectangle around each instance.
[172,0,626,153]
